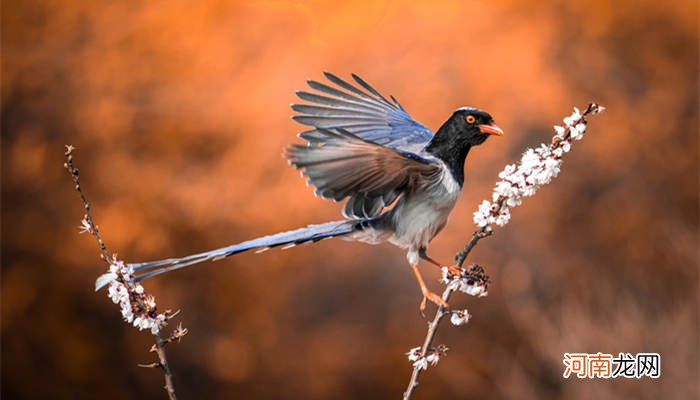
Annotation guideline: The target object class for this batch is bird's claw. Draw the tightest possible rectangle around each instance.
[445,264,464,278]
[420,290,449,313]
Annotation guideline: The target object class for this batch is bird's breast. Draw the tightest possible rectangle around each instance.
[389,169,461,249]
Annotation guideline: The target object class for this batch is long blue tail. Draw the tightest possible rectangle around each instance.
[96,219,365,290]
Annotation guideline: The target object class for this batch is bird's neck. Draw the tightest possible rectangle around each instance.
[425,124,471,186]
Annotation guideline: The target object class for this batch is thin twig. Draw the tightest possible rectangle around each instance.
[455,227,494,267]
[63,145,110,263]
[64,145,178,400]
[153,333,177,400]
[403,229,492,400]
[403,287,454,400]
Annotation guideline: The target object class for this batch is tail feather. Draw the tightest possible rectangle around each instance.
[96,220,364,290]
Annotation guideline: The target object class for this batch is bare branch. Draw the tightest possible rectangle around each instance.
[455,227,493,267]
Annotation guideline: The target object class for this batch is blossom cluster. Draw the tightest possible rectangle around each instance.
[441,264,490,298]
[449,309,471,326]
[473,104,605,228]
[83,210,183,337]
[95,255,168,335]
[406,345,448,371]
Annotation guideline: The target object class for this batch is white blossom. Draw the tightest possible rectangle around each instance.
[520,148,540,171]
[494,207,510,227]
[441,266,489,297]
[413,358,428,370]
[170,322,189,341]
[425,352,440,366]
[498,164,516,179]
[472,104,604,230]
[462,282,488,297]
[121,302,134,322]
[569,123,586,140]
[473,200,492,227]
[144,295,157,310]
[407,344,448,371]
[553,125,566,138]
[406,347,422,362]
[561,141,571,153]
[505,195,522,207]
[440,267,451,284]
[563,107,581,126]
[98,255,169,335]
[79,216,93,234]
[450,310,471,326]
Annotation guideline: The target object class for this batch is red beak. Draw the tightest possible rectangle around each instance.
[479,123,505,136]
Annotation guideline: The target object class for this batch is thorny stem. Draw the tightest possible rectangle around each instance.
[403,229,491,400]
[64,146,178,400]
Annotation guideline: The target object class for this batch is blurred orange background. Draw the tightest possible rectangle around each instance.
[2,1,698,399]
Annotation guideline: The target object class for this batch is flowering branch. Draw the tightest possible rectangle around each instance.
[64,146,186,400]
[403,103,605,399]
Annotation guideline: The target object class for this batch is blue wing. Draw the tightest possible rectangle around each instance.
[292,72,434,154]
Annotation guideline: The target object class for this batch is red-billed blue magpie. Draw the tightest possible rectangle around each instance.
[105,72,504,309]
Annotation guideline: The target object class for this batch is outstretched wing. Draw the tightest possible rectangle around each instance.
[286,128,441,218]
[292,72,434,154]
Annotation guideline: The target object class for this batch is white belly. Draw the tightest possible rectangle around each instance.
[389,165,461,251]
[389,191,459,249]
[345,163,462,264]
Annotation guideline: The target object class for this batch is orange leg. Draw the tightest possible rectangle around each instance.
[419,251,462,276]
[410,263,449,311]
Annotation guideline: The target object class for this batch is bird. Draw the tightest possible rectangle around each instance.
[103,72,504,310]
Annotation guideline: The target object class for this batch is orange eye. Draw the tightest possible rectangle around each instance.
[466,115,476,124]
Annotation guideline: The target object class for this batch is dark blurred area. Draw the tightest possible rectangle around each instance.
[2,1,698,399]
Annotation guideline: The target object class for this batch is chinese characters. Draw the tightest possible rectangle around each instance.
[563,353,660,379]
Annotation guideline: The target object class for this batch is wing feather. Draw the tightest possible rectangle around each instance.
[287,128,441,206]
[350,73,395,106]
[324,72,393,106]
[306,80,389,110]
[293,73,434,153]
[291,104,383,118]
[295,91,386,113]
[292,116,387,127]
[290,73,437,218]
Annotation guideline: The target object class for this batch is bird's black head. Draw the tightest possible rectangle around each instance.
[426,107,504,184]
[435,107,503,146]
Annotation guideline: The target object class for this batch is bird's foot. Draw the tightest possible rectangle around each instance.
[420,289,449,313]
[445,264,464,278]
